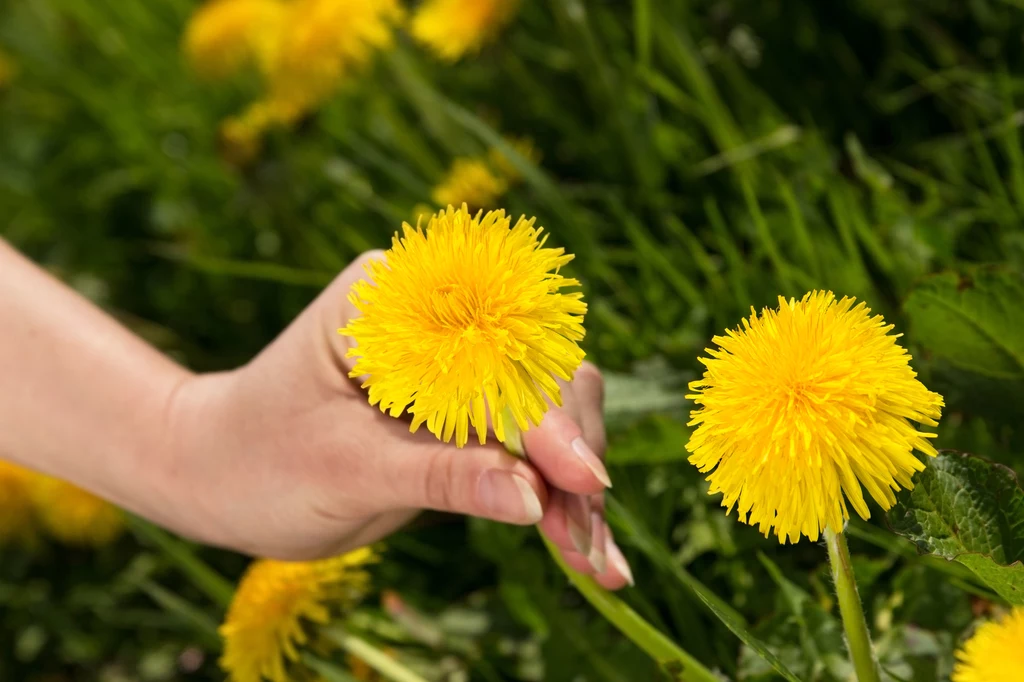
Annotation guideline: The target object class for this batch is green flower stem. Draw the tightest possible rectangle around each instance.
[541,535,721,682]
[824,527,881,682]
[504,418,719,682]
[323,627,429,682]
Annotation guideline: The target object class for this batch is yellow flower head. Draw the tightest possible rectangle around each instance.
[220,549,377,682]
[412,0,521,61]
[220,97,304,164]
[686,291,943,543]
[953,607,1024,682]
[30,476,125,547]
[431,158,508,212]
[267,0,403,113]
[183,0,285,79]
[340,205,587,447]
[0,461,37,544]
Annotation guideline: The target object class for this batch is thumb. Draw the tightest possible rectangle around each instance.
[313,249,387,378]
[363,427,548,526]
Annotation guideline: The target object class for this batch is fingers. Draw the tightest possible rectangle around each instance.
[539,506,635,590]
[520,402,610,496]
[541,489,593,556]
[320,249,388,376]
[374,433,548,526]
[598,527,635,590]
[331,249,388,326]
[573,361,607,457]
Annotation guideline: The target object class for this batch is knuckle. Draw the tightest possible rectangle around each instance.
[576,361,605,402]
[421,446,458,512]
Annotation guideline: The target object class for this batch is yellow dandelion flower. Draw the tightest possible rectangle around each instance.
[686,291,943,544]
[220,97,304,164]
[412,0,521,61]
[0,461,37,544]
[953,607,1024,682]
[220,549,377,682]
[340,204,586,448]
[30,476,124,547]
[183,0,285,79]
[431,158,508,211]
[266,0,403,114]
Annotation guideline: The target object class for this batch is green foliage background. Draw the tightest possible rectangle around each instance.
[2,0,1024,680]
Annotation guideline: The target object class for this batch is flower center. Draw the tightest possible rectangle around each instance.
[429,283,486,330]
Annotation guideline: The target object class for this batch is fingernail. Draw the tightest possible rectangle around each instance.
[588,512,607,574]
[607,538,635,587]
[564,493,592,556]
[571,437,612,488]
[477,470,544,524]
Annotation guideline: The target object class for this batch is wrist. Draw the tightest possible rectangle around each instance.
[142,369,242,549]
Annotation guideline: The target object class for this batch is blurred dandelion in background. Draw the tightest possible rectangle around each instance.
[686,291,944,544]
[340,204,586,448]
[266,0,404,114]
[0,460,38,545]
[412,0,521,61]
[431,158,507,212]
[182,0,285,80]
[30,475,125,547]
[431,137,539,211]
[952,606,1024,682]
[219,548,377,682]
[183,0,402,160]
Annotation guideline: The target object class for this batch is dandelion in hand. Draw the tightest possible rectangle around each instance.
[340,204,586,448]
[686,291,943,543]
[220,548,376,682]
[953,607,1024,682]
[412,0,521,61]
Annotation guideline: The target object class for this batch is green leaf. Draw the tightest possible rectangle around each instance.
[904,268,1024,380]
[887,451,1024,605]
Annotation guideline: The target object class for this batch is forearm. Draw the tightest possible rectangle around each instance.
[0,239,192,526]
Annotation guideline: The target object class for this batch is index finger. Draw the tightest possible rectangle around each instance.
[520,363,610,495]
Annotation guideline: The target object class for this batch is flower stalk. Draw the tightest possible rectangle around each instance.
[825,527,881,682]
[504,424,719,682]
[323,627,429,682]
[540,535,719,682]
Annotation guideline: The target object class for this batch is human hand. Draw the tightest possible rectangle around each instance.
[161,251,633,589]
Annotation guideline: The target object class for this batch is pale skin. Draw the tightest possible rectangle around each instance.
[0,240,632,589]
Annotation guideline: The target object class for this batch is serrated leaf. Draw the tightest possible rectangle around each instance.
[887,451,1024,605]
[904,268,1024,380]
